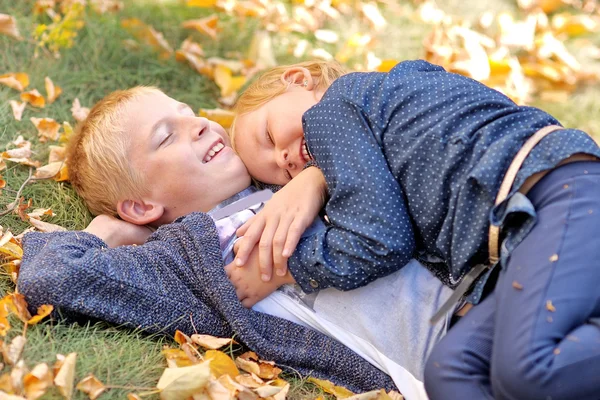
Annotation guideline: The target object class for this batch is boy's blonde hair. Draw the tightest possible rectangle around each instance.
[67,86,162,216]
[231,60,348,146]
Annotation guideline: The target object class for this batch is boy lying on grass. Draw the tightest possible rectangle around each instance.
[17,87,455,398]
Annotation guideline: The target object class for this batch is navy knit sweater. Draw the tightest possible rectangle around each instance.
[17,212,396,392]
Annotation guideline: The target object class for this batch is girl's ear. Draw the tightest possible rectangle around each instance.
[117,199,164,226]
[280,67,315,90]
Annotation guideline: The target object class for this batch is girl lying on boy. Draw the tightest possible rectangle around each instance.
[229,59,600,400]
[18,87,456,399]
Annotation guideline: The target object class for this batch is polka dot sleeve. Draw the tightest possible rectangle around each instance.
[287,98,416,293]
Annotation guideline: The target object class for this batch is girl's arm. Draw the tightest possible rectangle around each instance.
[286,97,416,293]
[17,213,232,337]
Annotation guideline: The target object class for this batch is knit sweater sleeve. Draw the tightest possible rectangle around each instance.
[17,212,232,337]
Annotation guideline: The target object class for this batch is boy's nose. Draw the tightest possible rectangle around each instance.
[192,117,210,139]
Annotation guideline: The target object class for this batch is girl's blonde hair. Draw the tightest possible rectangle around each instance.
[67,86,161,216]
[230,60,348,147]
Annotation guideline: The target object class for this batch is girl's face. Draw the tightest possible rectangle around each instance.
[235,86,323,185]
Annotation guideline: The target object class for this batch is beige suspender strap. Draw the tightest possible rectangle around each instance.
[488,125,564,264]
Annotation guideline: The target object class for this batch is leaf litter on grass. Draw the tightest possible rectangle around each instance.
[1,0,599,398]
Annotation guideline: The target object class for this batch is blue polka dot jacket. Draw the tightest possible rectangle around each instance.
[287,60,600,302]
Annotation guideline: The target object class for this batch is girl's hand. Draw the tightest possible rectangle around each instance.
[234,166,327,282]
[225,243,296,308]
[84,215,154,248]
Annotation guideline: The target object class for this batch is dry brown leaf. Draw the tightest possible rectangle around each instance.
[546,300,556,312]
[345,389,397,400]
[9,293,32,323]
[360,2,386,31]
[204,350,240,378]
[76,374,106,400]
[121,18,173,59]
[30,117,61,142]
[1,336,26,366]
[254,384,284,398]
[247,30,276,70]
[0,73,29,91]
[174,330,192,345]
[28,218,66,233]
[182,15,219,40]
[0,14,22,39]
[34,162,64,180]
[44,76,62,104]
[0,373,15,393]
[90,0,124,14]
[48,145,66,163]
[307,377,355,398]
[20,90,45,108]
[54,352,77,400]
[234,373,264,388]
[71,98,90,122]
[206,378,233,399]
[10,360,27,395]
[2,141,31,160]
[234,352,281,380]
[23,363,53,400]
[156,361,211,400]
[191,334,235,350]
[27,304,54,325]
[127,394,143,400]
[9,101,26,121]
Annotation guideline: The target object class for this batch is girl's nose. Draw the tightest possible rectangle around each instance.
[193,117,210,139]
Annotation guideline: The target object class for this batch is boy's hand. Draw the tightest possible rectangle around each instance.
[234,166,327,282]
[83,215,153,248]
[225,243,295,308]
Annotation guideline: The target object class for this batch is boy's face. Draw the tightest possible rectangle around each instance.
[124,91,251,223]
[235,87,318,185]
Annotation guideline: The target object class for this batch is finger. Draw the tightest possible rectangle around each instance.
[241,298,255,309]
[235,217,266,266]
[273,214,294,276]
[236,215,255,237]
[224,261,235,278]
[282,218,307,258]
[258,216,280,282]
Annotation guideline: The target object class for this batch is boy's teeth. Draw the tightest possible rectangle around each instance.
[203,142,225,163]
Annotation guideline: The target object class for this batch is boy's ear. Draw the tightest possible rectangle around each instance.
[117,199,164,226]
[280,67,315,90]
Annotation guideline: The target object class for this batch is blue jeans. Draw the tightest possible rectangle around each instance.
[424,161,600,399]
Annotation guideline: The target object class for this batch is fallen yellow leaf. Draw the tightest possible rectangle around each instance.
[213,65,246,98]
[204,350,240,378]
[0,14,22,39]
[54,353,77,400]
[234,352,281,380]
[308,377,355,399]
[162,347,195,368]
[27,304,54,325]
[24,363,53,400]
[21,89,45,108]
[44,76,62,104]
[9,101,26,121]
[30,117,61,142]
[0,72,29,91]
[76,374,106,400]
[9,293,32,323]
[156,361,211,400]
[121,18,173,59]
[187,0,218,7]
[35,162,64,180]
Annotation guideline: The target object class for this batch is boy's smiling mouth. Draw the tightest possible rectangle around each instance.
[203,140,225,163]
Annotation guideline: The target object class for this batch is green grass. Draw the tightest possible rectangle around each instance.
[0,0,599,398]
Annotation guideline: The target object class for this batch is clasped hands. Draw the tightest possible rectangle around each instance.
[225,167,327,308]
